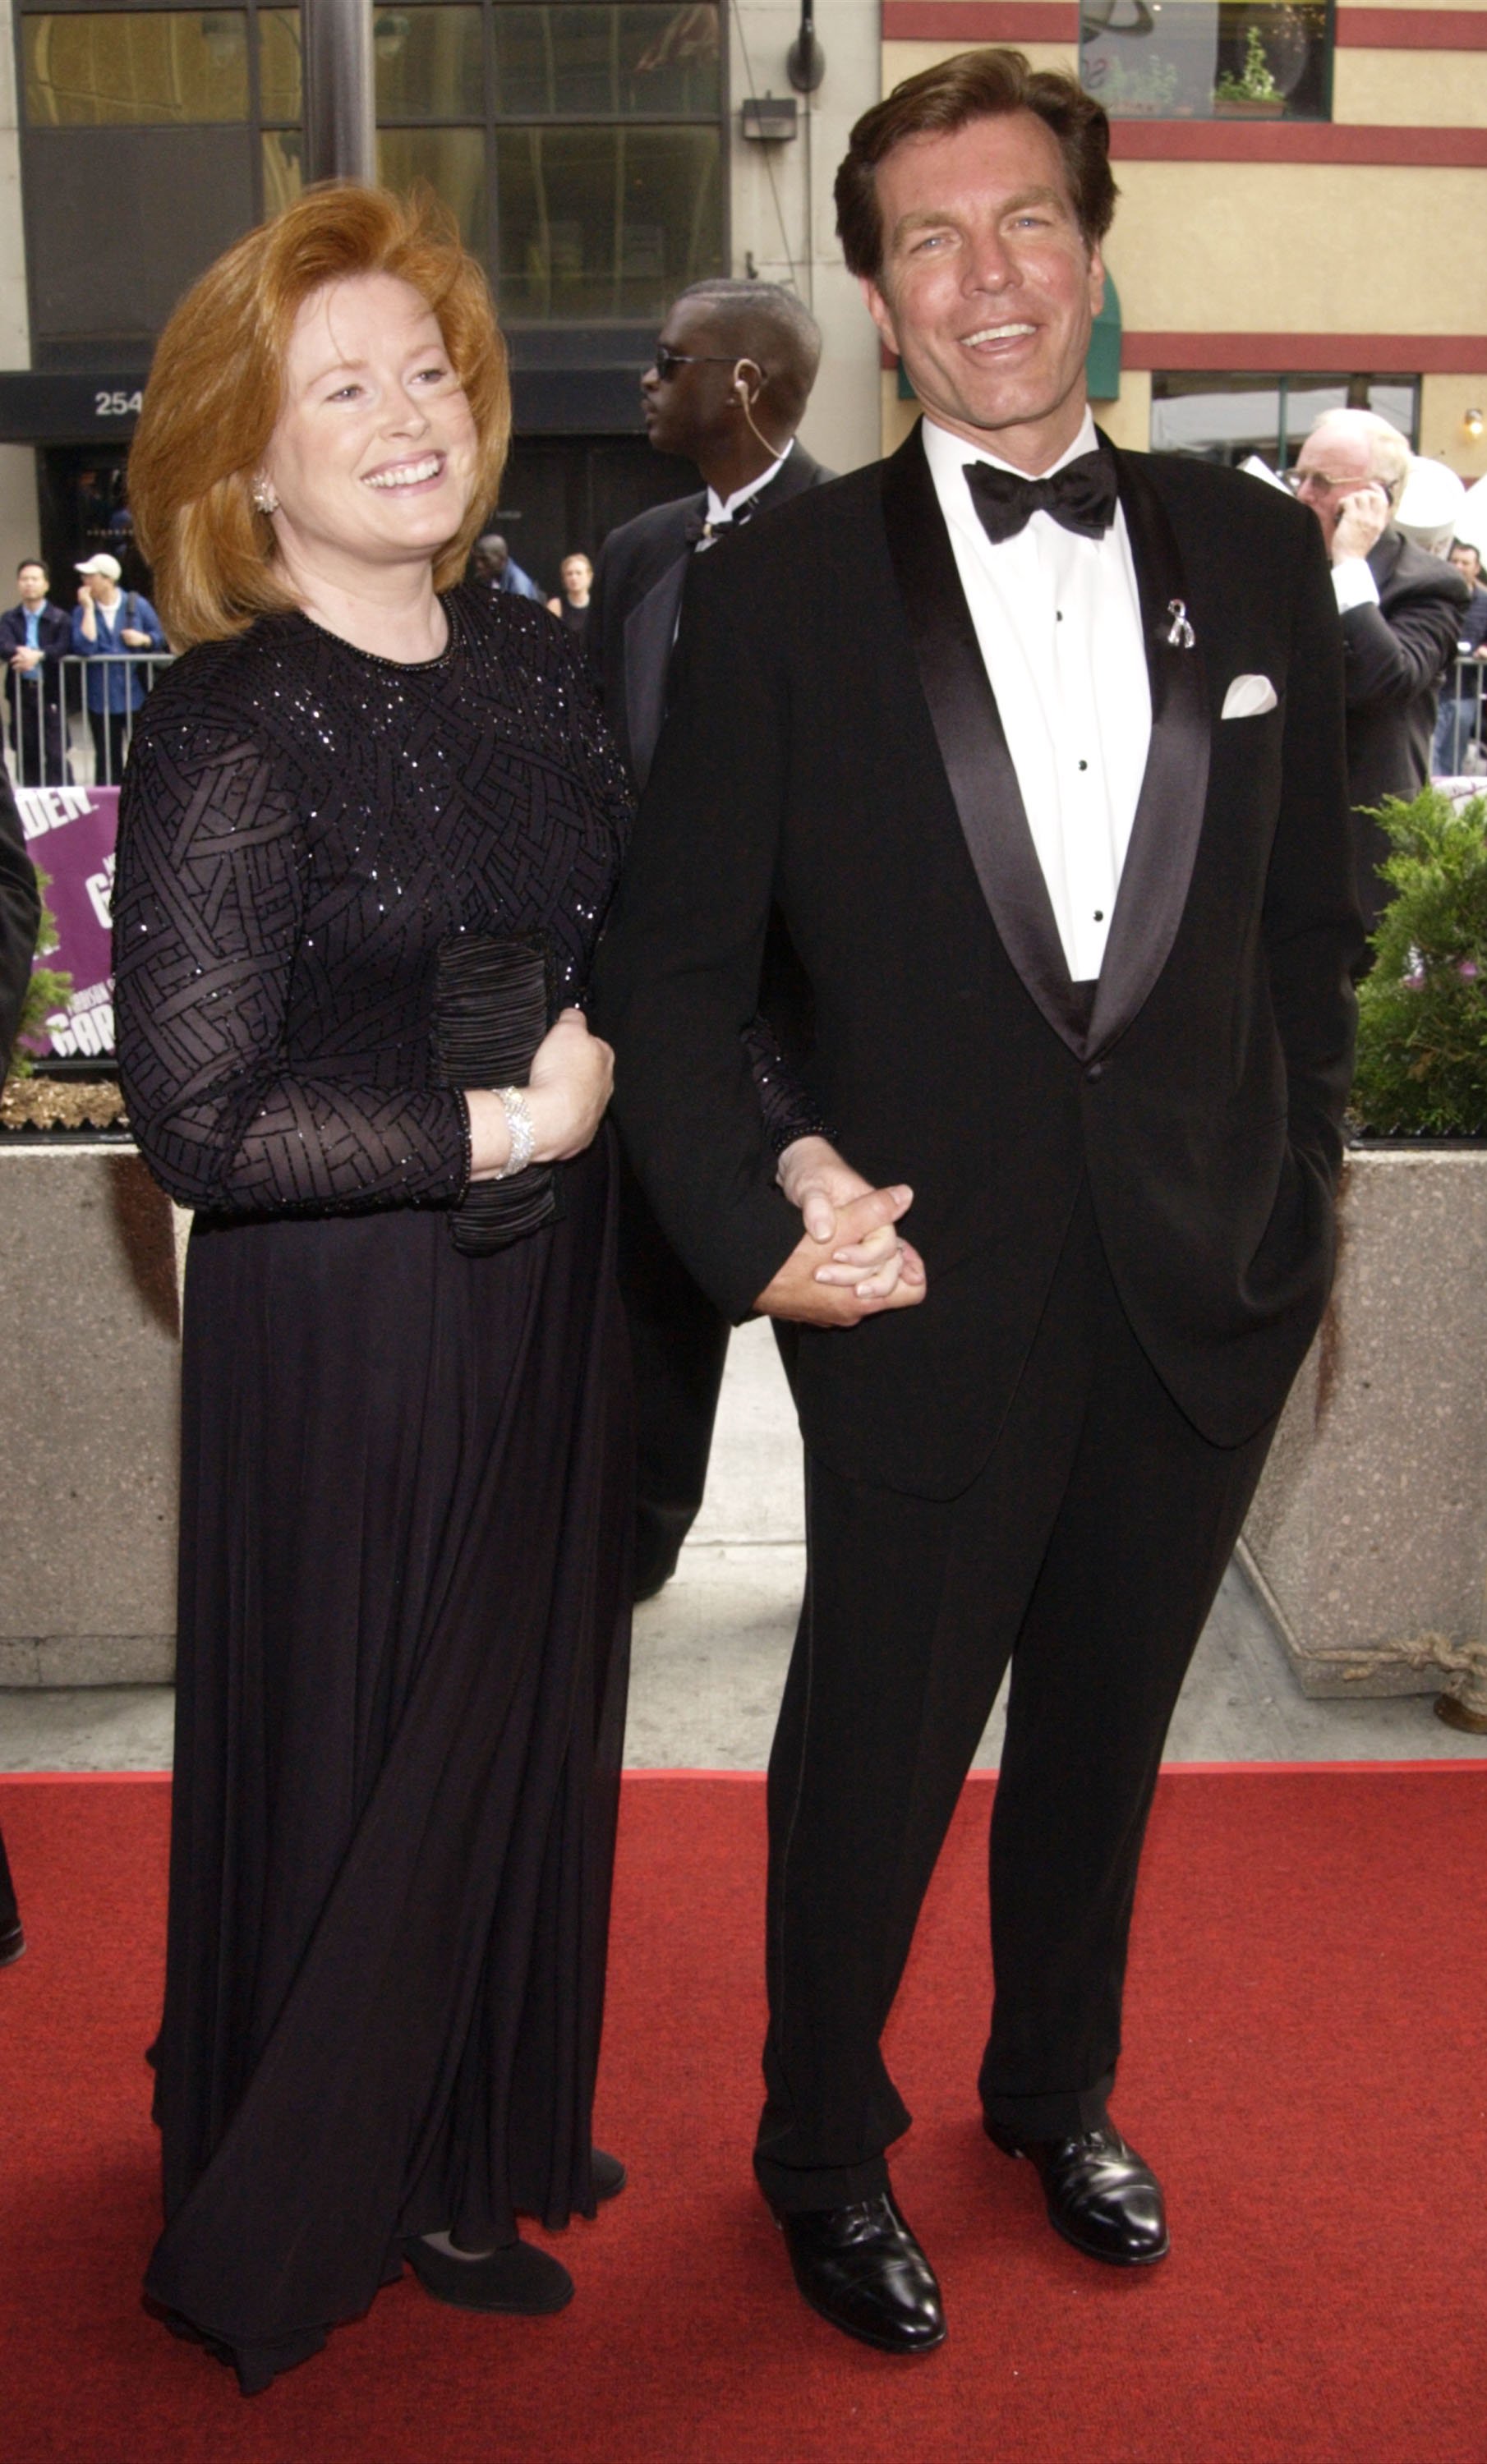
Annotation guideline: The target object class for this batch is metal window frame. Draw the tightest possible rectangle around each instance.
[1077,0,1337,126]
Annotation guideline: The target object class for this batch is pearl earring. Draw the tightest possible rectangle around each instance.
[251,479,279,515]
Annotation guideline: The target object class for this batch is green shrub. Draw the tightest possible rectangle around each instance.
[1351,788,1487,1136]
[7,864,71,1081]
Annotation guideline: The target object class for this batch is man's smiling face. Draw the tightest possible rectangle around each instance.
[862,108,1103,476]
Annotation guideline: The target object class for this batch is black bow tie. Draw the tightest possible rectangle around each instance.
[964,448,1119,547]
[684,495,762,548]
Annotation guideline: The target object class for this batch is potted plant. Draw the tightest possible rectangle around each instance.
[1239,788,1487,1731]
[1213,26,1287,117]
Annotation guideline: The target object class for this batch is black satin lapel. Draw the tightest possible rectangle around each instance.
[624,551,689,792]
[879,427,1087,1056]
[1089,441,1211,1055]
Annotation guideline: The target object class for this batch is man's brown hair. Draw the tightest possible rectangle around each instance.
[835,48,1116,286]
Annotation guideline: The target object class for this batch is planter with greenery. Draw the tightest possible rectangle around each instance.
[1239,788,1487,1731]
[1213,27,1287,115]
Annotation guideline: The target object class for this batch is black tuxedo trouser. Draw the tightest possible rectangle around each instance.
[0,1822,17,1935]
[755,1182,1278,2213]
[617,1157,733,1595]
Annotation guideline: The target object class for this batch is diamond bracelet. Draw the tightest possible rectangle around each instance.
[494,1086,535,1179]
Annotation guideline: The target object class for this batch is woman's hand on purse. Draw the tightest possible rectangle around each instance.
[466,1009,615,1178]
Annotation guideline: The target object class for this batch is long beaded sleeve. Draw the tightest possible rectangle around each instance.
[114,719,472,1214]
[113,591,630,1217]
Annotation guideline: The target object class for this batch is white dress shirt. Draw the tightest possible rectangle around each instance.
[702,437,794,538]
[922,409,1151,983]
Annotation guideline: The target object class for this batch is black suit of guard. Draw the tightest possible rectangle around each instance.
[1342,527,1469,934]
[0,764,39,1962]
[593,425,1362,2210]
[588,444,833,1596]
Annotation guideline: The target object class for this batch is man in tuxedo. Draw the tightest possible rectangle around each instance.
[1,760,39,1968]
[1291,407,1468,932]
[595,48,1360,2354]
[590,280,834,1599]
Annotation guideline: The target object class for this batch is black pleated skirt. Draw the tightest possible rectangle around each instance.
[143,1134,632,2393]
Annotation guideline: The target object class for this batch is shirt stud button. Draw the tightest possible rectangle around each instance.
[1086,1060,1104,1082]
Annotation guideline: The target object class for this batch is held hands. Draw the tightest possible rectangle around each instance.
[1331,485,1391,565]
[755,1134,928,1326]
[466,1009,614,1180]
[120,627,153,649]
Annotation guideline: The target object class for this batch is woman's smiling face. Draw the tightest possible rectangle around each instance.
[260,272,479,580]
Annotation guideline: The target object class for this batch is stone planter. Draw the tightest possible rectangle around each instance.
[1239,1144,1487,1720]
[0,1142,182,1687]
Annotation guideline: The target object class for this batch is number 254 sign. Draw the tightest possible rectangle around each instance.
[94,389,144,419]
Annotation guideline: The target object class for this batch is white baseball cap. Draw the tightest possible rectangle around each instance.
[76,553,122,582]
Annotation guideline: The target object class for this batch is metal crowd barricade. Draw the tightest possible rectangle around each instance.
[2,650,175,790]
[1435,652,1487,780]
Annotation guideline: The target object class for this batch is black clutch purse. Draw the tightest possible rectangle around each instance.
[433,931,560,1255]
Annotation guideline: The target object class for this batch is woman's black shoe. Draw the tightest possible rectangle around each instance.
[777,2192,946,2354]
[404,2236,574,2315]
[0,1917,24,1968]
[591,2149,626,2202]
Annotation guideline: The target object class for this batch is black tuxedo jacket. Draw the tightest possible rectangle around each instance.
[587,444,833,788]
[593,425,1363,1499]
[1344,529,1470,926]
[0,764,39,1070]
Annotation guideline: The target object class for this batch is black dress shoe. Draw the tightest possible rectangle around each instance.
[777,2192,946,2355]
[404,2235,574,2315]
[0,1917,24,1969]
[986,2116,1169,2267]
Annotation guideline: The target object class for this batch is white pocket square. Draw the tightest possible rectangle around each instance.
[1222,673,1278,719]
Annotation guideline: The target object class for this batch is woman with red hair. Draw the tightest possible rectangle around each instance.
[116,183,632,2391]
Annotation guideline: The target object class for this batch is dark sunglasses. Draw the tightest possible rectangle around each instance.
[652,342,763,381]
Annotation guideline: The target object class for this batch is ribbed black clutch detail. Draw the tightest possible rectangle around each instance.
[433,931,560,1254]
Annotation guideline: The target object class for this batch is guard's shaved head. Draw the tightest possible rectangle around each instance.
[674,279,822,423]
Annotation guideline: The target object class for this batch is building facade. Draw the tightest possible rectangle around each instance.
[0,0,1480,602]
[0,0,881,595]
[877,0,1487,485]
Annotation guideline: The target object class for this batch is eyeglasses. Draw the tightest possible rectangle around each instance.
[1282,467,1363,496]
[651,342,765,381]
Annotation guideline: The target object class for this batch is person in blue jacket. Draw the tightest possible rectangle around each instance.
[70,552,167,784]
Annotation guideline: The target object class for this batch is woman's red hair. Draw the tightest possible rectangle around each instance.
[128,181,510,649]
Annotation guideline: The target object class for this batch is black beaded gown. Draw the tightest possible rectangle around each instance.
[113,586,636,2393]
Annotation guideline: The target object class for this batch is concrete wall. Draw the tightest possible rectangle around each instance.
[0,0,39,582]
[0,1149,179,1686]
[730,0,885,476]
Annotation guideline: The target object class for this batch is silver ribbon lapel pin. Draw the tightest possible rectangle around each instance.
[1164,599,1196,650]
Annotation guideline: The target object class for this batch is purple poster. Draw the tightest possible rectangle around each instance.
[15,783,118,1060]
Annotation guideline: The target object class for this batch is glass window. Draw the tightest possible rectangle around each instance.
[380,126,487,261]
[493,7,721,117]
[1082,2,1331,123]
[495,123,719,320]
[263,125,302,210]
[375,7,484,119]
[259,7,302,122]
[1152,372,1418,467]
[24,10,251,126]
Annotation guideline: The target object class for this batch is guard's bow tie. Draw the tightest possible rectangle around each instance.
[964,448,1119,546]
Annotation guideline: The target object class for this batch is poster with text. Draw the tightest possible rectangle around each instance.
[16,783,117,1060]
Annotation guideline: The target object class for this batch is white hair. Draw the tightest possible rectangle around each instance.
[1309,408,1411,509]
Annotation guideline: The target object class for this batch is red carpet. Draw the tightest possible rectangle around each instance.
[2,1766,1485,2464]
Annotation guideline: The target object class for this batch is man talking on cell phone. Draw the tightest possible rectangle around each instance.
[595,48,1360,2354]
[1287,407,1468,935]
